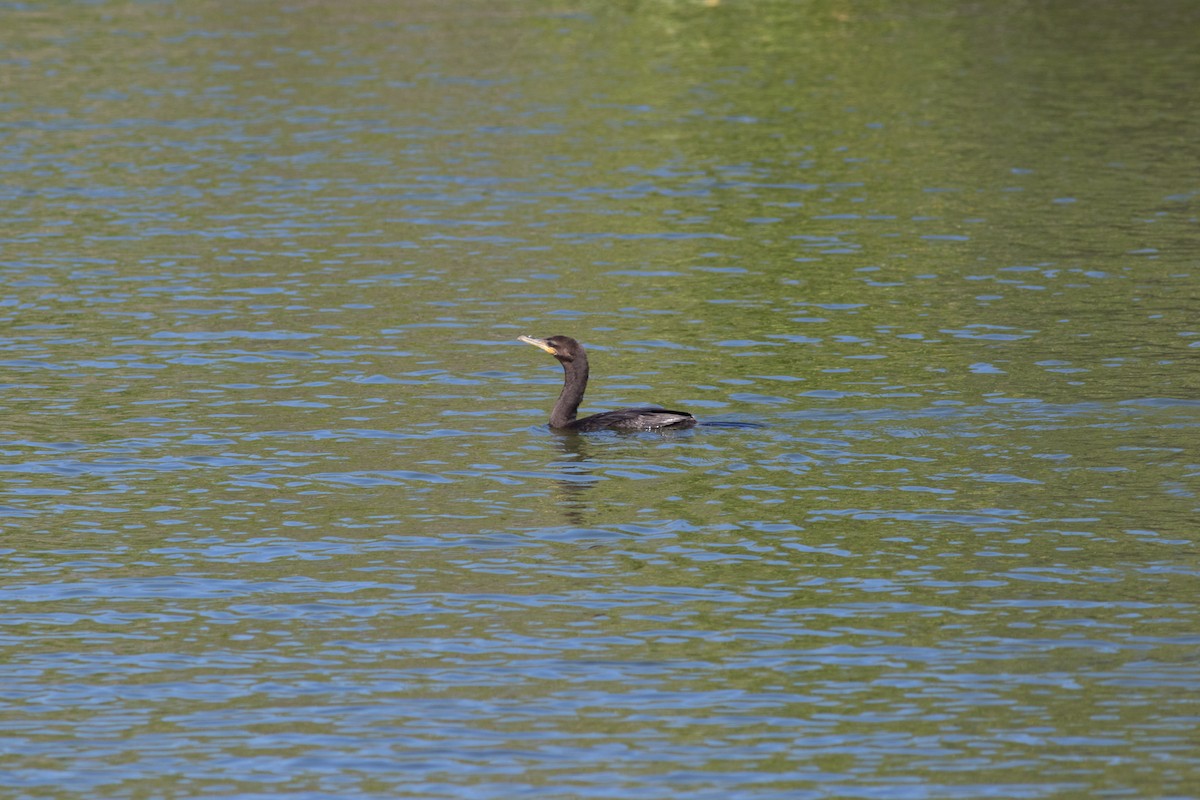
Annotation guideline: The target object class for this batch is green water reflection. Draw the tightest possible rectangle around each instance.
[2,1,1198,798]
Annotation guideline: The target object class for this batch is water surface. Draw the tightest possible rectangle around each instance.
[2,1,1198,797]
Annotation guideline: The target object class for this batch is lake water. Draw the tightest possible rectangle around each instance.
[2,2,1199,798]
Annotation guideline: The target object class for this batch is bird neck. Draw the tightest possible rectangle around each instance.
[551,354,589,429]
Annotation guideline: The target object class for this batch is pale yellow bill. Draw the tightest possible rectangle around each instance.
[518,335,556,354]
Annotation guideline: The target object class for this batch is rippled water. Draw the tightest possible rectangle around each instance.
[3,1,1199,797]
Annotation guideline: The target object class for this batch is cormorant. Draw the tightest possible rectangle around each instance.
[519,334,697,432]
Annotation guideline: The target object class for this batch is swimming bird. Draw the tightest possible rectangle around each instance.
[518,335,697,432]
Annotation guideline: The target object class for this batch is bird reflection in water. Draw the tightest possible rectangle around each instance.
[550,433,599,527]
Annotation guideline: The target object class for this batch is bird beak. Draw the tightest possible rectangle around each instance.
[518,335,556,354]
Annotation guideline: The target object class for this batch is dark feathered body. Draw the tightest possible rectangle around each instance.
[567,407,696,432]
[519,335,697,432]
